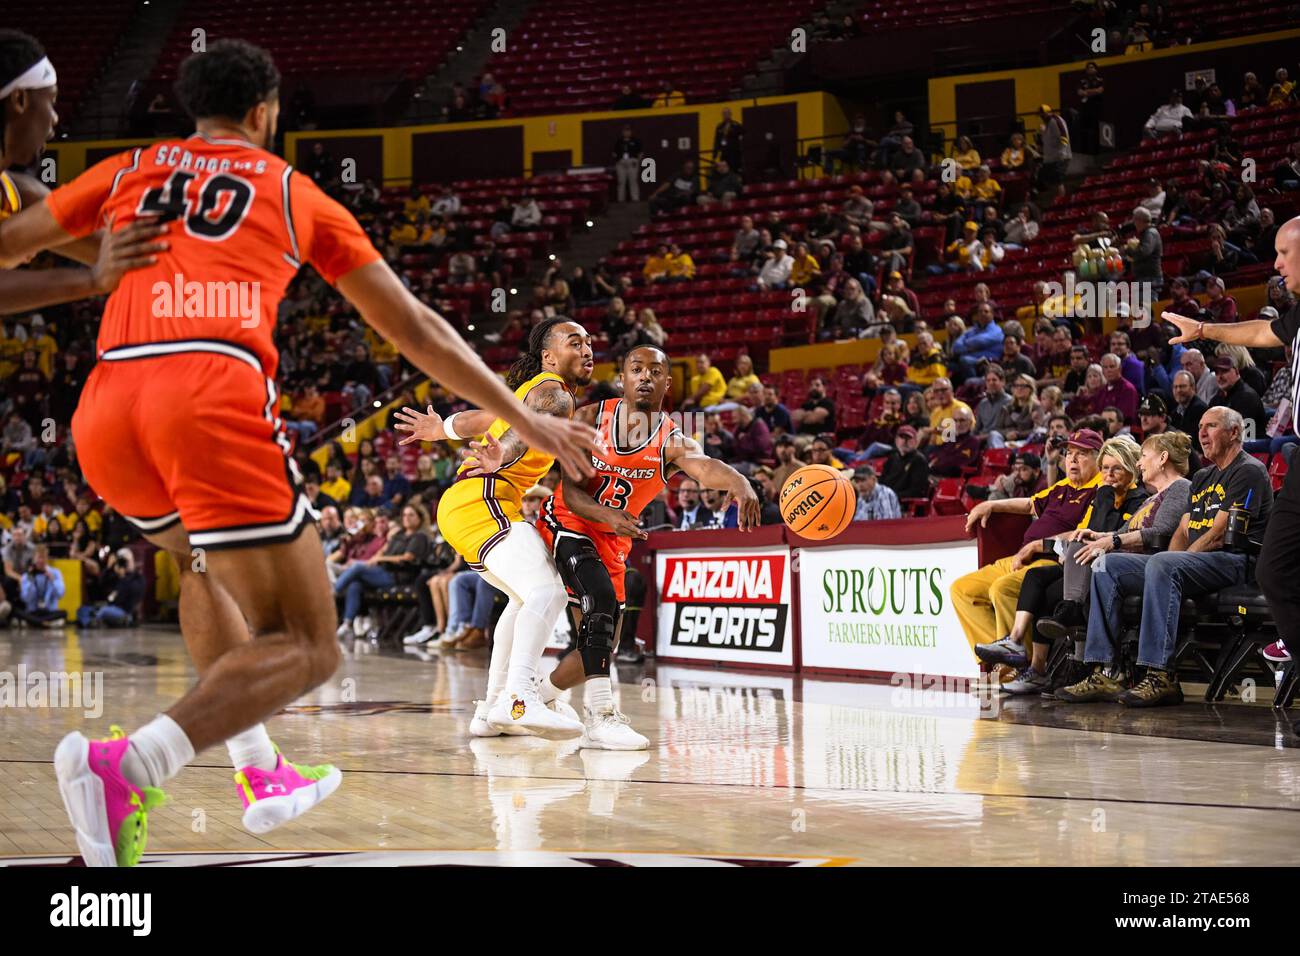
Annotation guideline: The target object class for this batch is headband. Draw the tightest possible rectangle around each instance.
[0,57,57,100]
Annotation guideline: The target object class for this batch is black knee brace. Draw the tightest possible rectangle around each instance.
[557,536,619,677]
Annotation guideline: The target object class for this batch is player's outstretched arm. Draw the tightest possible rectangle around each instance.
[1162,312,1283,348]
[665,434,761,530]
[393,405,496,445]
[337,261,598,478]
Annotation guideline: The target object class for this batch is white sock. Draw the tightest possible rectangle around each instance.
[226,724,276,771]
[486,600,519,703]
[585,676,613,713]
[538,674,562,703]
[120,714,195,789]
[507,585,566,692]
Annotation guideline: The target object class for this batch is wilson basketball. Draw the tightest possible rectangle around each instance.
[780,464,855,540]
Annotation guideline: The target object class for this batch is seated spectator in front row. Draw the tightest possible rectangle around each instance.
[852,466,901,521]
[951,429,1104,651]
[978,435,1151,693]
[1057,408,1271,706]
[76,548,145,628]
[335,504,432,641]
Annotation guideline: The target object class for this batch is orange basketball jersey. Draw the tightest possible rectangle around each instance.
[44,133,381,375]
[550,399,680,525]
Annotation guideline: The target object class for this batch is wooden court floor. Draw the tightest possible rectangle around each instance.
[2,626,1300,867]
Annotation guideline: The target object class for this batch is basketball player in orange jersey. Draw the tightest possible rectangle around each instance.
[0,30,171,312]
[398,344,761,749]
[0,39,598,867]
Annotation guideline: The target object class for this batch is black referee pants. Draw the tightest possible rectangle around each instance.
[1257,462,1300,649]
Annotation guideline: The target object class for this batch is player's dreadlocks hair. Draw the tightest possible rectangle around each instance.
[174,39,280,124]
[507,317,570,390]
[0,30,46,146]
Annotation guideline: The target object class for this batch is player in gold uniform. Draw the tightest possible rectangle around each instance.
[399,318,597,739]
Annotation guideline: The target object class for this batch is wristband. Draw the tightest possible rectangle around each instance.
[443,412,462,441]
[1196,321,1204,339]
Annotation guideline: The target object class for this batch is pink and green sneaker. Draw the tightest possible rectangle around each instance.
[54,727,167,867]
[235,749,342,834]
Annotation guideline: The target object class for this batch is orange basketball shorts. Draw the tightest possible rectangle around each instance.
[72,340,314,550]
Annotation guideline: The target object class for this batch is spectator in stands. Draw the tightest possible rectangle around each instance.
[723,354,761,402]
[730,215,762,266]
[1169,369,1207,448]
[789,241,821,288]
[649,159,699,214]
[683,354,727,411]
[920,377,971,447]
[664,242,695,281]
[1066,362,1105,419]
[1076,61,1106,153]
[652,80,685,108]
[953,428,1102,652]
[823,278,876,340]
[880,425,930,500]
[952,135,980,171]
[511,193,542,231]
[1238,71,1266,111]
[982,452,1047,502]
[1096,353,1140,424]
[859,387,904,459]
[732,405,773,470]
[852,466,901,521]
[698,159,742,207]
[643,243,671,283]
[76,548,143,628]
[1099,405,1131,438]
[758,387,794,437]
[1179,348,1218,405]
[1267,69,1294,107]
[791,376,835,436]
[320,462,352,506]
[611,124,643,202]
[335,504,432,641]
[927,406,981,477]
[807,435,845,471]
[756,239,794,290]
[893,186,922,229]
[1142,90,1193,139]
[700,412,736,462]
[974,229,1005,272]
[712,107,744,169]
[891,136,927,182]
[1000,131,1036,170]
[969,165,1002,218]
[1107,331,1144,396]
[877,215,914,279]
[1123,206,1164,296]
[1058,408,1271,706]
[1072,210,1114,248]
[612,84,649,110]
[878,270,920,328]
[1036,104,1071,192]
[950,303,1004,382]
[17,545,65,628]
[1000,331,1037,380]
[830,112,871,171]
[1003,205,1039,250]
[1208,354,1267,438]
[1217,344,1266,396]
[1203,276,1238,323]
[991,374,1041,445]
[771,435,806,490]
[974,364,1012,437]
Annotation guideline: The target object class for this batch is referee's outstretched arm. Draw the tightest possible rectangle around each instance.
[1164,313,1284,349]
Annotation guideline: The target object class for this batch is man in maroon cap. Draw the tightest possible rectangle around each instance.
[952,429,1103,659]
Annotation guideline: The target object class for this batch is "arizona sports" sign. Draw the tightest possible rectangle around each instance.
[655,547,795,668]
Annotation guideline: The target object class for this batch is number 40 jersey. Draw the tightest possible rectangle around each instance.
[45,133,379,376]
